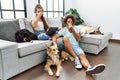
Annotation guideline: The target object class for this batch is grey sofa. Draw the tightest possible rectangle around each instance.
[0,18,112,80]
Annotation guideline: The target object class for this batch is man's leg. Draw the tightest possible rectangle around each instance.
[62,36,76,58]
[72,45,105,75]
[62,36,82,69]
[78,54,90,68]
[79,54,105,75]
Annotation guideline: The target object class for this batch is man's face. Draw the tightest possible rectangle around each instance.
[67,18,73,26]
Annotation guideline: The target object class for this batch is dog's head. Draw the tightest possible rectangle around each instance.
[89,26,104,35]
[46,45,59,57]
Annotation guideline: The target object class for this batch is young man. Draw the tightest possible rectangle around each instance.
[52,14,105,75]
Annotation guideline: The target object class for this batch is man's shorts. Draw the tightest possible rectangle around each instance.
[57,40,84,56]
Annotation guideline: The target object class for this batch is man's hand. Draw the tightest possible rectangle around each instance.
[69,27,75,33]
[68,23,75,33]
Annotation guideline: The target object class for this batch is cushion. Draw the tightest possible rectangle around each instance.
[61,17,66,27]
[18,18,26,29]
[0,19,20,42]
[80,32,113,45]
[17,40,52,57]
[46,17,62,27]
[24,19,35,33]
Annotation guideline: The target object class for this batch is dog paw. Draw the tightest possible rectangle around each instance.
[62,59,64,61]
[48,71,53,76]
[60,66,63,71]
[56,72,60,77]
[69,57,74,61]
[56,75,60,78]
[65,57,68,60]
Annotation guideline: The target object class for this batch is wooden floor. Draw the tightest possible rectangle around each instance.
[9,41,120,80]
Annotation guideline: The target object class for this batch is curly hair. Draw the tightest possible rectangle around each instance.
[64,14,76,25]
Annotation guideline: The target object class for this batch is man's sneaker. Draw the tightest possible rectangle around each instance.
[74,57,82,69]
[86,64,105,75]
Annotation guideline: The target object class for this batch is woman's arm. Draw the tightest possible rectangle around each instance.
[31,17,40,28]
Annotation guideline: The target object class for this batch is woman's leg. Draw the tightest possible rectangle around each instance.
[35,30,50,40]
[38,33,50,40]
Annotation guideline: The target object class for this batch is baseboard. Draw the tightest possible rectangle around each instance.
[109,39,120,43]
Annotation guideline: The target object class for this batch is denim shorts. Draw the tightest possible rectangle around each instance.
[71,44,84,55]
[35,30,50,40]
[57,41,84,55]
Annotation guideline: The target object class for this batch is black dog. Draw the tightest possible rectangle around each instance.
[15,29,37,43]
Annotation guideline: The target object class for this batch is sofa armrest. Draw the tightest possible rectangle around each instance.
[80,32,113,45]
[0,39,17,50]
[102,32,113,40]
[0,39,19,80]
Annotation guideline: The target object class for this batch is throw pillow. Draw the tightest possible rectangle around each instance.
[0,19,20,42]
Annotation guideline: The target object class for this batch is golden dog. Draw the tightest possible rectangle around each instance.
[61,50,74,61]
[44,45,62,77]
[45,45,74,77]
[77,25,103,36]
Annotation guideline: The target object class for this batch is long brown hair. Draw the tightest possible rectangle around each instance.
[34,4,49,31]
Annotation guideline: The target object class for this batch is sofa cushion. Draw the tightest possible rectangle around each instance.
[18,18,26,29]
[80,32,112,45]
[18,18,34,33]
[0,19,20,42]
[24,19,35,33]
[17,40,52,57]
[46,17,62,27]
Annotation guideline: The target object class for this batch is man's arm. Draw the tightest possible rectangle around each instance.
[71,27,81,42]
[52,34,61,46]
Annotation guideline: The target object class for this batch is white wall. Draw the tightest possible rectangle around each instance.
[26,0,38,18]
[72,0,120,39]
[26,0,120,39]
[26,0,72,18]
[64,0,72,12]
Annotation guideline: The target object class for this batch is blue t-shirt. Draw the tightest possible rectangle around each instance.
[58,26,79,46]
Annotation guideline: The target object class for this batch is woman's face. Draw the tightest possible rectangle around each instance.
[36,8,43,17]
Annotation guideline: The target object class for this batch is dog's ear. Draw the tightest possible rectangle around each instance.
[46,44,50,50]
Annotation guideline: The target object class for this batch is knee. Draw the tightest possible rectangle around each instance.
[62,36,69,43]
[38,33,49,40]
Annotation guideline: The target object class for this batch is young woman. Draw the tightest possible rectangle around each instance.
[31,4,50,40]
